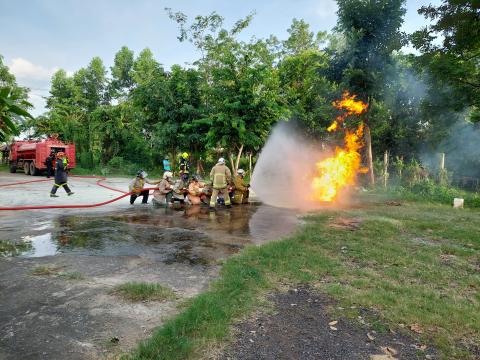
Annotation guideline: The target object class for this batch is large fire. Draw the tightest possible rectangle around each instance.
[311,92,369,202]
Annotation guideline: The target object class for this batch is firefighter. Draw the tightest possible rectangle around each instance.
[187,175,208,205]
[232,169,250,204]
[152,171,174,207]
[209,157,232,210]
[129,170,158,205]
[179,152,190,178]
[50,152,74,197]
[45,151,55,178]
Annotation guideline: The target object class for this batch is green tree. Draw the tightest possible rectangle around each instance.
[334,0,407,185]
[110,46,135,98]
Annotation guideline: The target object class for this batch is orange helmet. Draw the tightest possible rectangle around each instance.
[56,152,65,158]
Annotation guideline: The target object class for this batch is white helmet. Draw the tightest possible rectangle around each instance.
[218,157,225,164]
[163,171,173,179]
[237,169,245,175]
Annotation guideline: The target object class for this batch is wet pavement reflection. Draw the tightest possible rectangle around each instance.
[1,204,298,266]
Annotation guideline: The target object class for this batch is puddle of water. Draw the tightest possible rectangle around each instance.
[6,204,299,265]
[22,233,58,257]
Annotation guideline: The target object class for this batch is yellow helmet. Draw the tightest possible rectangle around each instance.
[182,152,189,159]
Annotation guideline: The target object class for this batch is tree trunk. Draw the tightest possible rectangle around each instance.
[364,124,375,186]
[248,152,252,176]
[234,144,244,174]
[229,153,235,173]
[383,150,389,188]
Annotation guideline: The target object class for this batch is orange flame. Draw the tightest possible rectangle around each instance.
[311,92,368,202]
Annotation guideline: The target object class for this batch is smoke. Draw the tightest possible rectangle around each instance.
[421,119,480,178]
[251,121,351,209]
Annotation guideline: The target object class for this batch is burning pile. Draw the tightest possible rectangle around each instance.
[311,92,369,202]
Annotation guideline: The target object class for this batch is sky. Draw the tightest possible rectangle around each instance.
[0,0,441,116]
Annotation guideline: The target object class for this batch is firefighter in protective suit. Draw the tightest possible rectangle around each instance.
[50,152,74,197]
[232,169,249,204]
[209,157,232,210]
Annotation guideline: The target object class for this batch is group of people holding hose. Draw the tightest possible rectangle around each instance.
[129,154,250,211]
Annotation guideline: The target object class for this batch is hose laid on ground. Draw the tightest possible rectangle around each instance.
[0,175,158,211]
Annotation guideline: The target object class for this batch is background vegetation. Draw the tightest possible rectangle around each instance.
[1,0,479,186]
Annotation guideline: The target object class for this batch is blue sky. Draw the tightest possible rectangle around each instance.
[0,0,440,115]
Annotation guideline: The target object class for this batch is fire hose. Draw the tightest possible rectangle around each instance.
[0,175,159,211]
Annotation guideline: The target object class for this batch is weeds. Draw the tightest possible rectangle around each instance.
[31,265,64,276]
[125,199,479,360]
[111,282,176,302]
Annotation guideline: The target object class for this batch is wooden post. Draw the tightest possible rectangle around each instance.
[248,152,252,177]
[364,124,375,186]
[439,153,445,170]
[383,150,389,188]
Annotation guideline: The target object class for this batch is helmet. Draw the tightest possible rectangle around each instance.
[182,152,189,159]
[237,169,245,176]
[181,173,189,182]
[163,171,173,179]
[56,152,65,158]
[218,157,225,164]
[191,175,199,181]
[137,170,148,178]
[164,155,170,160]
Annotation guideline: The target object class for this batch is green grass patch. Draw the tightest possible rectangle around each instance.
[111,282,176,302]
[124,198,479,360]
[58,271,85,280]
[0,240,31,256]
[31,265,64,276]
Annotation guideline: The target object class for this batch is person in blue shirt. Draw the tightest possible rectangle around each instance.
[163,156,171,172]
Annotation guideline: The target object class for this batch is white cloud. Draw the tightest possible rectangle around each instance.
[8,58,58,81]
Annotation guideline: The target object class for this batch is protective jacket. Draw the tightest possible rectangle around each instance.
[233,175,248,193]
[129,177,157,194]
[210,164,231,189]
[54,159,68,184]
[153,179,173,203]
[188,181,205,205]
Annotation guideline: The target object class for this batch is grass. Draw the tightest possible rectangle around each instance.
[111,282,176,302]
[31,265,64,276]
[58,271,85,280]
[122,195,479,360]
[0,240,31,256]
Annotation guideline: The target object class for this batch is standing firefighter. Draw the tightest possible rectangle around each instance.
[129,170,158,205]
[232,169,250,204]
[50,152,74,197]
[45,151,55,178]
[179,152,190,178]
[209,157,232,210]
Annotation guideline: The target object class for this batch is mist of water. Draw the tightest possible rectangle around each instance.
[251,122,338,209]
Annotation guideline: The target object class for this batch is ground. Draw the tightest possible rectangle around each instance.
[0,173,297,359]
[1,172,479,359]
[221,287,437,360]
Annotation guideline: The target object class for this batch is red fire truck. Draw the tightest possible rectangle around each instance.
[9,138,76,175]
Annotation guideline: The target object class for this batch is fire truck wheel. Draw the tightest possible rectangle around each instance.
[9,163,17,173]
[30,162,39,176]
[23,162,30,175]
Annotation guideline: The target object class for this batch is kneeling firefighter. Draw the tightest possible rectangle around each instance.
[50,152,74,197]
[129,170,159,205]
[152,171,173,207]
[232,169,249,204]
[209,157,232,210]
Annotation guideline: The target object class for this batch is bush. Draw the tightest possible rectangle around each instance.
[393,179,480,208]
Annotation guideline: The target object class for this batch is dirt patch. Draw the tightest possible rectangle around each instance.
[221,287,436,360]
[328,217,363,231]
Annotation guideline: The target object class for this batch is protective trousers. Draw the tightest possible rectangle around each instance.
[210,187,231,207]
[51,182,72,194]
[130,190,149,204]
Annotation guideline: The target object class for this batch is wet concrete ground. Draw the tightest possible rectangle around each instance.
[0,173,299,359]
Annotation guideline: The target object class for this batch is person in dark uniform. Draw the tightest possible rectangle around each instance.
[45,151,55,178]
[50,152,74,197]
